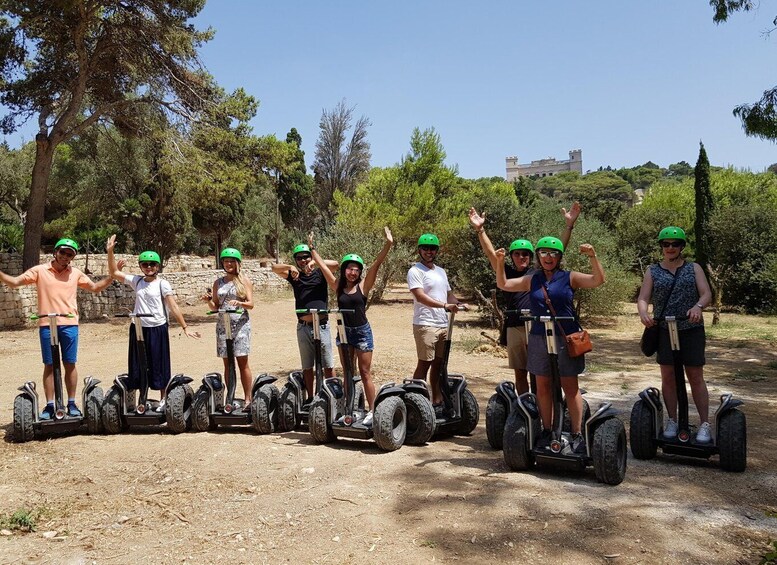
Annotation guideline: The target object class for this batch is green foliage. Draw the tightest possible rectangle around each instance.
[760,539,777,565]
[1,508,39,532]
[0,221,22,252]
[0,141,32,223]
[694,142,714,270]
[278,128,316,232]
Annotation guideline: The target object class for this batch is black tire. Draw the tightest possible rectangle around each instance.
[12,395,35,443]
[629,399,657,460]
[191,387,216,432]
[485,393,508,449]
[102,385,128,434]
[403,392,435,445]
[252,384,279,434]
[84,386,104,434]
[457,388,479,436]
[563,398,591,433]
[278,387,298,432]
[165,384,193,434]
[309,397,334,443]
[373,395,406,452]
[718,408,747,472]
[503,410,532,471]
[592,418,628,485]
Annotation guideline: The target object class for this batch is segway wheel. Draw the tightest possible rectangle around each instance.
[563,398,591,433]
[309,397,335,443]
[102,385,128,434]
[592,418,627,486]
[457,388,479,436]
[12,395,35,443]
[403,392,435,445]
[373,395,407,452]
[191,387,215,432]
[629,399,657,460]
[485,393,508,449]
[85,386,105,434]
[503,410,532,471]
[252,384,279,434]
[165,384,193,434]
[278,387,298,432]
[718,408,747,472]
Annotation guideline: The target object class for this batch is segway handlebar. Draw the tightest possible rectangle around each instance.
[115,312,154,318]
[30,313,75,320]
[653,315,689,322]
[513,313,576,323]
[295,308,354,314]
[206,308,244,315]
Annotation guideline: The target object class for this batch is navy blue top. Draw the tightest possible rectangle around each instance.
[504,265,533,327]
[529,269,579,336]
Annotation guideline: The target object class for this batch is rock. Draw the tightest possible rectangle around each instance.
[42,531,58,539]
[0,529,12,536]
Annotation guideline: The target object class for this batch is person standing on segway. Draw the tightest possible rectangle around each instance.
[0,238,113,419]
[407,233,469,415]
[106,235,200,412]
[202,248,254,408]
[495,237,604,453]
[271,244,339,403]
[468,203,581,394]
[637,226,713,443]
[308,227,394,427]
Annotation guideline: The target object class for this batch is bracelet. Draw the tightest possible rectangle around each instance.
[182,325,188,330]
[696,303,704,310]
[477,228,484,234]
[566,225,574,230]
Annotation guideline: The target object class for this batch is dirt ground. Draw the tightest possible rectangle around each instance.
[1,287,776,565]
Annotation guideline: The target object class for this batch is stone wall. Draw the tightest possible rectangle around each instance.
[0,253,287,329]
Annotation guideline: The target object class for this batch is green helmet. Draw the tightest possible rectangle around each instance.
[657,226,686,242]
[292,244,311,257]
[340,253,364,268]
[54,238,79,253]
[138,251,161,264]
[220,247,242,262]
[536,236,564,253]
[509,239,534,254]
[417,233,440,247]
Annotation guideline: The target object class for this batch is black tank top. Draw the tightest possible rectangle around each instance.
[338,284,368,327]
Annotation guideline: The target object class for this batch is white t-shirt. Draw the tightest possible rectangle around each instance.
[120,274,174,327]
[407,262,450,327]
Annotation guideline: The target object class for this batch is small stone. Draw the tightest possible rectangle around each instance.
[0,529,12,536]
[42,530,58,539]
[301,467,315,474]
[332,536,340,542]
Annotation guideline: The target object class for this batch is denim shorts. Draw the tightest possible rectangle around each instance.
[296,322,334,370]
[336,322,375,352]
[39,325,79,365]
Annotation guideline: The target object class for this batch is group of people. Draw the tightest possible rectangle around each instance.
[0,211,714,448]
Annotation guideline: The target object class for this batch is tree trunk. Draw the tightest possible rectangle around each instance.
[23,135,56,270]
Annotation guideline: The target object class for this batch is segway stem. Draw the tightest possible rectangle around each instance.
[439,310,456,411]
[33,313,73,413]
[665,316,690,438]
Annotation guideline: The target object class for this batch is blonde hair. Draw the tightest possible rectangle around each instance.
[231,262,247,300]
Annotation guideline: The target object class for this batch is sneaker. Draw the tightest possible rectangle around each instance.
[362,411,373,426]
[40,404,55,421]
[663,418,678,439]
[536,429,552,449]
[696,421,712,444]
[67,402,83,418]
[571,433,587,454]
[155,399,166,413]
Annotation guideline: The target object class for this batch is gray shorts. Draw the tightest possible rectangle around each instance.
[657,326,706,367]
[296,322,334,370]
[526,332,585,377]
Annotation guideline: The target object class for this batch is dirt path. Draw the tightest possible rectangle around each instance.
[1,288,776,564]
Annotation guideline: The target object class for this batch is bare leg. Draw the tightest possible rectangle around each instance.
[514,368,529,395]
[63,362,78,399]
[412,360,432,382]
[685,366,709,423]
[536,375,553,431]
[355,349,376,410]
[660,364,678,419]
[560,377,583,434]
[236,356,253,402]
[429,357,445,404]
[41,365,54,403]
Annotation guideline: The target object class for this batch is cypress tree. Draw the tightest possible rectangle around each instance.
[694,141,713,269]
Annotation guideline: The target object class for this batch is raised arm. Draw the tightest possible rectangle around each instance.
[469,207,498,270]
[494,248,531,292]
[106,234,126,281]
[362,226,393,295]
[570,244,605,290]
[308,232,337,291]
[559,201,581,250]
[271,262,297,279]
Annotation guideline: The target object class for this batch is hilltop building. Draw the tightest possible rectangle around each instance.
[506,149,583,181]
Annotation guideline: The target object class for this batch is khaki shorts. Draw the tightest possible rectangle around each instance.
[506,326,528,371]
[413,324,447,361]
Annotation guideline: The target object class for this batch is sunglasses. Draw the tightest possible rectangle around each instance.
[295,255,311,261]
[538,250,560,258]
[419,245,439,252]
[57,249,75,258]
[660,241,684,249]
[511,251,532,258]
[139,261,158,268]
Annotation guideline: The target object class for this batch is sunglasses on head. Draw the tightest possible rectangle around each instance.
[140,261,158,268]
[660,241,684,249]
[538,250,560,258]
[419,245,438,252]
[511,251,532,258]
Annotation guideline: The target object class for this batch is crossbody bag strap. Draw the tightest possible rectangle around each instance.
[656,262,683,319]
[159,278,168,321]
[541,284,570,340]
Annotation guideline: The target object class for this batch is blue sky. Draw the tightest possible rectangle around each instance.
[6,1,777,177]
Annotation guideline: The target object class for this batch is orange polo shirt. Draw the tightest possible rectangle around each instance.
[18,262,92,326]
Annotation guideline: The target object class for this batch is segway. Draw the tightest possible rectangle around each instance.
[102,312,195,434]
[486,309,590,449]
[309,310,409,451]
[414,308,480,438]
[191,308,279,433]
[277,308,329,432]
[12,313,103,442]
[630,316,746,471]
[502,314,627,485]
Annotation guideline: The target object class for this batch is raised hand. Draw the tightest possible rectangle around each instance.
[384,226,394,245]
[562,201,581,227]
[106,234,116,252]
[579,243,596,257]
[116,259,126,271]
[468,207,485,231]
[495,247,506,259]
[307,232,315,248]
